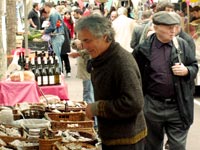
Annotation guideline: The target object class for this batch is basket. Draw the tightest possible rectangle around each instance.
[61,129,98,145]
[8,139,39,150]
[45,112,86,122]
[0,136,26,144]
[64,101,87,112]
[53,142,97,150]
[22,40,48,51]
[39,137,62,150]
[0,125,25,143]
[22,108,45,119]
[51,121,94,131]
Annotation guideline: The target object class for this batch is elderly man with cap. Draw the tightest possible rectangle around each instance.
[133,11,198,150]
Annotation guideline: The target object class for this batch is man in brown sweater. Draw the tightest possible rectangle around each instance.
[75,15,147,150]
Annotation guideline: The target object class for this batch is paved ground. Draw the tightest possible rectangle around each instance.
[64,58,83,102]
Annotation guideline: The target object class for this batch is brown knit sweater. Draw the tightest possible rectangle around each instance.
[90,42,147,146]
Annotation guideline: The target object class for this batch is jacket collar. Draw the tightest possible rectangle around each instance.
[137,34,155,60]
[138,33,176,62]
[91,41,119,68]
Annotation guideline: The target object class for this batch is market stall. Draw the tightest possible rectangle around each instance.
[0,101,99,149]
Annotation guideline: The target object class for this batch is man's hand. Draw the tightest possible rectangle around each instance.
[172,63,188,76]
[67,52,80,58]
[85,104,94,120]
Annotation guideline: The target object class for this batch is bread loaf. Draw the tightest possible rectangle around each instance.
[10,71,35,82]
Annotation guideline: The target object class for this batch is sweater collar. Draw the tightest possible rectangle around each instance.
[91,41,119,68]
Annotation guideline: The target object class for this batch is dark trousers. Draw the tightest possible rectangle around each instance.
[101,139,145,150]
[144,95,189,150]
[60,53,71,73]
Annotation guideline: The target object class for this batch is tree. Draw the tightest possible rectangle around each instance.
[7,0,17,56]
[0,0,7,80]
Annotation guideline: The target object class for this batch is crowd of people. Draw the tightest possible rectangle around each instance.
[25,0,200,150]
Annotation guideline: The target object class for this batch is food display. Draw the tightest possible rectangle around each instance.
[0,101,99,150]
[28,30,42,41]
[9,70,35,82]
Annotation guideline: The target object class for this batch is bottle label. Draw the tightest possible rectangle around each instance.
[49,75,55,85]
[37,76,42,86]
[43,76,48,85]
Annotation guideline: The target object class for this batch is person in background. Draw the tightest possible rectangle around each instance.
[105,6,116,20]
[150,2,157,13]
[60,10,74,78]
[72,8,83,38]
[110,10,118,22]
[112,7,136,53]
[28,2,41,30]
[42,2,65,69]
[190,6,200,20]
[68,39,94,104]
[40,7,49,30]
[73,8,83,21]
[155,1,174,12]
[63,10,74,39]
[133,11,198,150]
[61,19,72,78]
[130,10,153,51]
[75,15,147,150]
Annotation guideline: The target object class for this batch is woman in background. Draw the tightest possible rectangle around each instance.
[63,10,74,39]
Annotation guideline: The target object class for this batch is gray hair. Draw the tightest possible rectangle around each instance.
[75,15,115,42]
[117,7,127,16]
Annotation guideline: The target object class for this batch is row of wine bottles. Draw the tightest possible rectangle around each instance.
[18,51,62,86]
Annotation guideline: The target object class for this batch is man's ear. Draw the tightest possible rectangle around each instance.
[104,35,109,42]
[153,24,157,30]
[103,35,107,40]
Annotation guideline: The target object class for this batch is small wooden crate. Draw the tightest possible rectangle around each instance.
[7,139,39,150]
[0,135,26,144]
[53,142,97,150]
[22,108,45,119]
[39,137,62,150]
[65,101,87,112]
[45,112,86,122]
[51,121,94,131]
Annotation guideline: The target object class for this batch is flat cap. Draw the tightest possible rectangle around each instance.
[152,11,180,25]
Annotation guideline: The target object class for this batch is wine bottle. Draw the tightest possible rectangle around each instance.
[37,57,43,72]
[35,66,42,86]
[54,59,61,85]
[42,50,46,58]
[24,56,30,70]
[30,57,36,74]
[18,52,24,70]
[41,67,48,86]
[35,51,38,61]
[41,57,48,86]
[48,58,55,85]
[18,52,22,67]
[21,52,25,67]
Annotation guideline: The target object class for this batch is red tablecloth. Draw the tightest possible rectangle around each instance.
[0,80,69,106]
[0,81,40,106]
